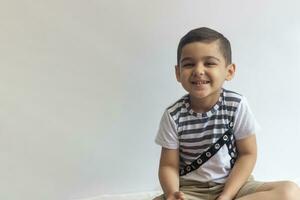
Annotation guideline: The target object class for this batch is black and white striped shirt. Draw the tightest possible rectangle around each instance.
[155,88,260,183]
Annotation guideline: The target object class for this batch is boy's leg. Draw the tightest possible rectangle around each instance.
[152,194,164,200]
[236,181,300,200]
[152,191,208,200]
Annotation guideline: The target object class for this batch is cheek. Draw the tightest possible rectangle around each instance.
[182,72,192,81]
[212,70,226,78]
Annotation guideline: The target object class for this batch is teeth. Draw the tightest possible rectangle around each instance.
[193,80,209,84]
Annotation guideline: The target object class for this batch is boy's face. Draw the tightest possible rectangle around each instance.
[175,41,235,102]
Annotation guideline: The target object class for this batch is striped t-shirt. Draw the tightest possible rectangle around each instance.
[155,88,260,183]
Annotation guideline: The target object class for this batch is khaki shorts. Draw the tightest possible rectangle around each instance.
[153,176,264,200]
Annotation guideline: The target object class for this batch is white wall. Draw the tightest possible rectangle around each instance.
[0,0,300,200]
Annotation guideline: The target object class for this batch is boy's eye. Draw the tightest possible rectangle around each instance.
[205,62,217,66]
[182,63,194,67]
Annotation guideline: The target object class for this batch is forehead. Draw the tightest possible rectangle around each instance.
[180,41,224,62]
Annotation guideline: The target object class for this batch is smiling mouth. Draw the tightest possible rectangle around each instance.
[191,80,210,86]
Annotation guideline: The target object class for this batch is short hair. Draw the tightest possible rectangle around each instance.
[177,27,232,65]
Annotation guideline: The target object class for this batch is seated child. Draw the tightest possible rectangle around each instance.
[154,27,300,200]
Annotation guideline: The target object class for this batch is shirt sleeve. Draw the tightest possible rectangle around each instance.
[155,109,179,149]
[233,96,261,140]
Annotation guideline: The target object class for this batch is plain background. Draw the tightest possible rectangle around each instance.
[1,0,300,200]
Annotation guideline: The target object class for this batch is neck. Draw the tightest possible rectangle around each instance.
[189,90,222,113]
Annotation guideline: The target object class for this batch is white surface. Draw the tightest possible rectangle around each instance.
[80,191,162,200]
[0,1,300,200]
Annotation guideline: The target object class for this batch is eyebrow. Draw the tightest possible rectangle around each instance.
[180,56,221,63]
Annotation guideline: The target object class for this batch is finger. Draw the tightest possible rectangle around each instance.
[176,191,185,199]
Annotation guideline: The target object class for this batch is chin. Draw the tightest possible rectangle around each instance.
[190,92,210,99]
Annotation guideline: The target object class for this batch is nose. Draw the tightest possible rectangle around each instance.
[192,63,205,76]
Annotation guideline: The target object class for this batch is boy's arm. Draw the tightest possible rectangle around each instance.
[159,147,183,199]
[217,134,257,200]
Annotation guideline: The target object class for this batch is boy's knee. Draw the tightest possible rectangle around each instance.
[276,181,299,199]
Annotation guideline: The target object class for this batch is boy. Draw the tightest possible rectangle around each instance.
[154,27,300,200]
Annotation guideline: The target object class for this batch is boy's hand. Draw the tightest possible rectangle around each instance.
[216,194,232,200]
[166,191,185,200]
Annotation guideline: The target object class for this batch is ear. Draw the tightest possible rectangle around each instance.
[225,63,236,81]
[175,65,181,82]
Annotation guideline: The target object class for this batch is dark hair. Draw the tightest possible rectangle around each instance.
[177,27,232,65]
